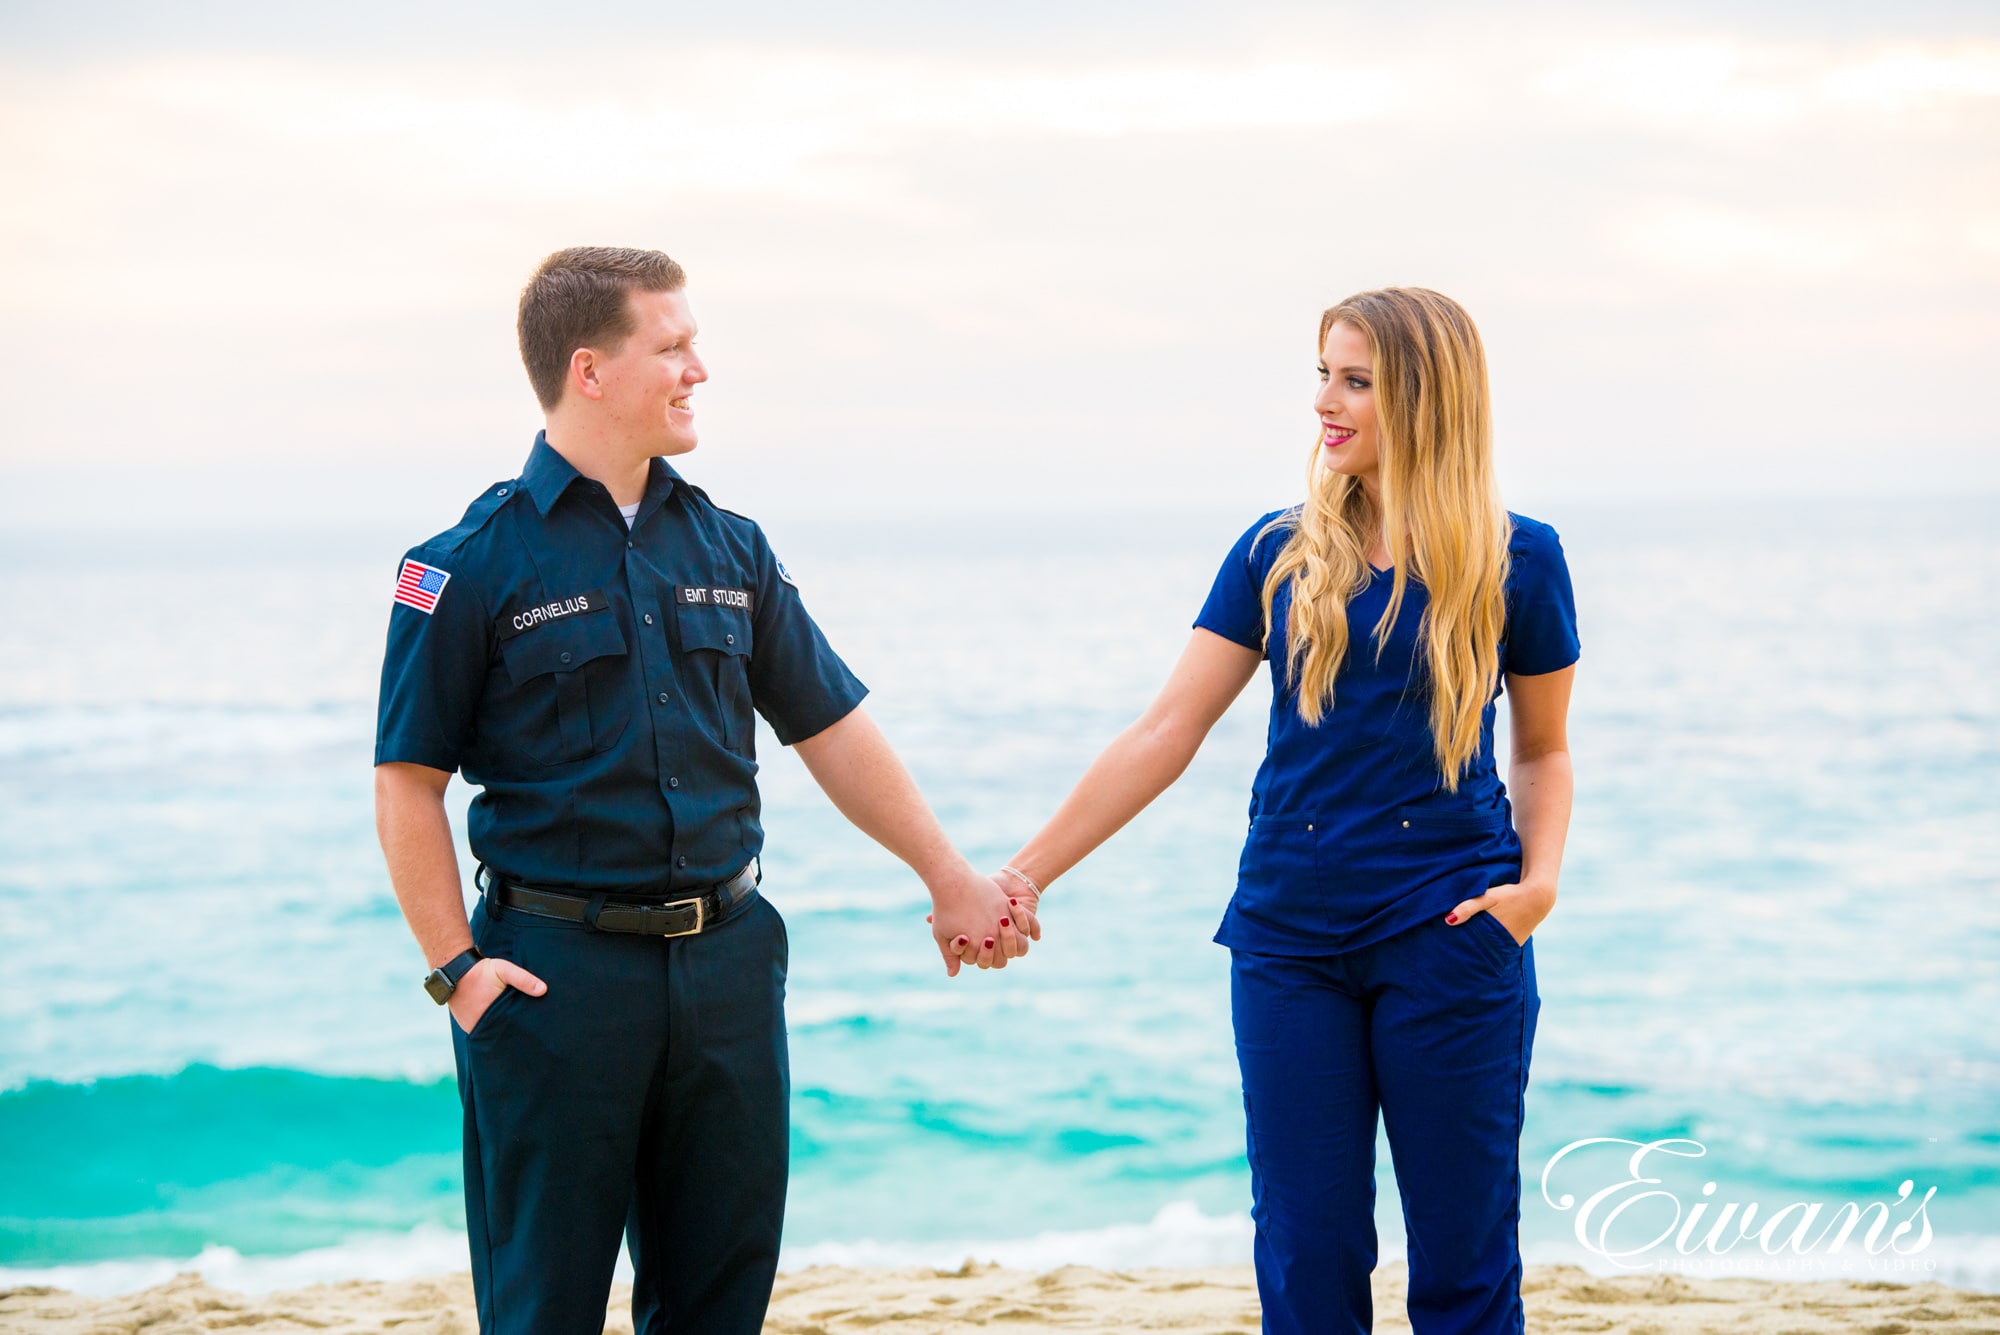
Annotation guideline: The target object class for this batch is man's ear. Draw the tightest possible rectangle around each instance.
[569,347,605,402]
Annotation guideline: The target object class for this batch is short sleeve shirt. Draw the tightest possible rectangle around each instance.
[1194,509,1580,954]
[375,432,869,893]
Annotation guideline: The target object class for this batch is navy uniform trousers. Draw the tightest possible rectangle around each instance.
[1231,910,1539,1335]
[451,888,790,1335]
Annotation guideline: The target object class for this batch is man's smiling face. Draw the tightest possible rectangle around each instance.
[592,286,707,457]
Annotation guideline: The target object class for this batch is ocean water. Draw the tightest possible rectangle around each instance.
[1,498,1996,1296]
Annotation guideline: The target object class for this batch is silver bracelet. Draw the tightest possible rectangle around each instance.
[999,865,1042,898]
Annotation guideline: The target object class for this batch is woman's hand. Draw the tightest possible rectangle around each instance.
[1445,879,1556,947]
[448,956,548,1035]
[925,872,1041,973]
[995,872,1041,942]
[927,865,1026,974]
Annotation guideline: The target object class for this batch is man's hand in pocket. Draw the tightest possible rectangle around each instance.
[449,957,548,1035]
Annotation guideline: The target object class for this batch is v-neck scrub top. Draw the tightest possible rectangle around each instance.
[1195,509,1580,957]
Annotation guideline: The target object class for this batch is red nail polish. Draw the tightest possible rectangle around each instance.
[1009,898,1018,906]
[984,938,995,948]
[1000,917,1011,927]
[1445,913,1458,924]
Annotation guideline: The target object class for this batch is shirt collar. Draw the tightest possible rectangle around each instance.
[520,430,679,518]
[634,455,679,527]
[520,431,580,516]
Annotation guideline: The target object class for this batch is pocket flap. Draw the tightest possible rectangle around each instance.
[1394,803,1506,831]
[501,611,629,683]
[676,603,752,656]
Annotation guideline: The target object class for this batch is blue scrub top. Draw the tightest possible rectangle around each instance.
[1195,509,1580,955]
[375,432,868,894]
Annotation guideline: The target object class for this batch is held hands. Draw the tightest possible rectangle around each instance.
[448,956,548,1035]
[1444,878,1556,947]
[926,867,1042,976]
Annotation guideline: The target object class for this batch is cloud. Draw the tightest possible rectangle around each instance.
[1622,206,1871,274]
[0,24,1994,519]
[1533,36,2000,130]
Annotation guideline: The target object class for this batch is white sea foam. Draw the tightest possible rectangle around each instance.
[0,1207,1247,1298]
[9,1210,2000,1300]
[781,1200,1256,1271]
[0,1223,477,1298]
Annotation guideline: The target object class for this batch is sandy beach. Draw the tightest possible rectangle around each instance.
[6,1261,1997,1333]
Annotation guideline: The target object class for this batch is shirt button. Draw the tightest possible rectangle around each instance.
[1402,820,1411,828]
[657,691,670,704]
[627,540,635,549]
[676,856,688,868]
[559,652,572,665]
[724,633,735,645]
[668,776,680,789]
[643,613,655,625]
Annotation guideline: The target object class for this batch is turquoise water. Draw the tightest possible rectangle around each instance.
[1,499,1995,1293]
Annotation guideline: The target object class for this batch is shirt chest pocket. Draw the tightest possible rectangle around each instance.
[675,602,754,754]
[496,613,632,766]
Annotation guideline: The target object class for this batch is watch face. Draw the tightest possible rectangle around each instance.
[424,969,454,1004]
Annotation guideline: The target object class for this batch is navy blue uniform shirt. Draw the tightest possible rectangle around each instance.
[1195,509,1580,955]
[375,433,868,893]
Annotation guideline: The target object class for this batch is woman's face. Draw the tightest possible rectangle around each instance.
[1315,320,1379,486]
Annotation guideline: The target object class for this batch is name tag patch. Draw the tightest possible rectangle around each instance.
[675,585,754,612]
[498,589,608,639]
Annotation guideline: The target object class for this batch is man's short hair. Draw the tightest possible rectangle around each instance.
[517,246,687,410]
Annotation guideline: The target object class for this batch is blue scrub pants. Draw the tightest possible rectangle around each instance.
[1232,910,1539,1335]
[451,889,791,1335]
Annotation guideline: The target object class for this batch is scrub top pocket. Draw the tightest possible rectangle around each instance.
[1393,804,1509,836]
[1232,814,1327,935]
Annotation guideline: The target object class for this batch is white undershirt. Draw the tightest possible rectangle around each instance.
[619,502,640,529]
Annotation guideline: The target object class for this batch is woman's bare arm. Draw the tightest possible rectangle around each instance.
[1003,629,1263,892]
[1450,663,1576,941]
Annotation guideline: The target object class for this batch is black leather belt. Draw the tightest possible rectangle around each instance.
[478,859,759,938]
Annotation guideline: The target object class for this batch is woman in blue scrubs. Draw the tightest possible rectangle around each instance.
[991,287,1579,1334]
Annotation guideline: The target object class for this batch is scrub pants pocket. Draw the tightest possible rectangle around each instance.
[1471,904,1525,953]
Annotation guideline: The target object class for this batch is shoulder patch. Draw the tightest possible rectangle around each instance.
[775,558,798,588]
[394,558,451,614]
[432,480,521,556]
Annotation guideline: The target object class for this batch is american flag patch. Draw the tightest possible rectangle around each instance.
[394,558,451,614]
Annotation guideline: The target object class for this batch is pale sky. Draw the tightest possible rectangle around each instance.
[3,1,1996,529]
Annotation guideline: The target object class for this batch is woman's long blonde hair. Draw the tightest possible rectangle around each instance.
[1258,287,1511,792]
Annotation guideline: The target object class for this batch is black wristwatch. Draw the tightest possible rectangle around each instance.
[424,948,483,1004]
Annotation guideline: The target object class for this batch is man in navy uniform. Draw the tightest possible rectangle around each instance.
[374,246,1037,1335]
